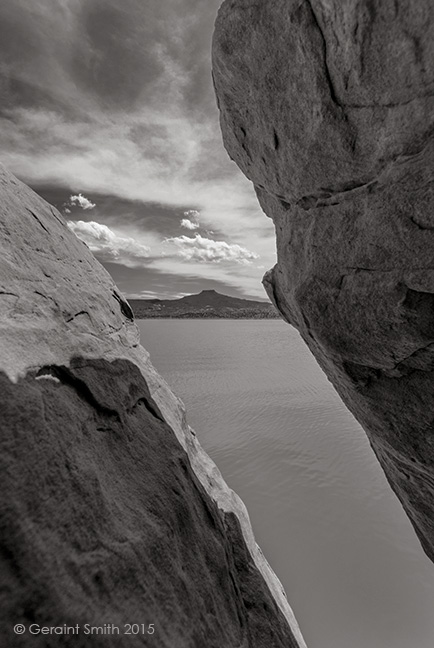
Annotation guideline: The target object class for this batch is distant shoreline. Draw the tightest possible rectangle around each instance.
[135,315,280,320]
[129,291,279,320]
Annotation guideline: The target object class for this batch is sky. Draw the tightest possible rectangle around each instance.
[0,0,276,300]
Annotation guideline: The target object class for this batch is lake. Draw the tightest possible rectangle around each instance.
[138,319,434,648]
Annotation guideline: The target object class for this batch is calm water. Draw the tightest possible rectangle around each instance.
[138,319,434,648]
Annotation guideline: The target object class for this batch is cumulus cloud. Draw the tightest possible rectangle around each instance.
[164,234,259,265]
[0,0,276,298]
[181,209,200,230]
[68,220,150,267]
[69,193,96,210]
[180,218,199,230]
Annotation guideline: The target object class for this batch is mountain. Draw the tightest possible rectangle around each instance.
[129,290,279,319]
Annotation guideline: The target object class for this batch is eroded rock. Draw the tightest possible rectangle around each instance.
[0,165,306,647]
[213,0,434,561]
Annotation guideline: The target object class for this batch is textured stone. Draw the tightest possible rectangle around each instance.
[0,165,306,647]
[213,0,434,561]
[1,359,296,647]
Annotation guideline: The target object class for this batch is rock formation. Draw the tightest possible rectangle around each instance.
[213,0,434,562]
[0,165,306,647]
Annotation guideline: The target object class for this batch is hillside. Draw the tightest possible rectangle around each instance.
[130,290,279,319]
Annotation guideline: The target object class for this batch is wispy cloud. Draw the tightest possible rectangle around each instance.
[127,289,190,301]
[68,220,151,267]
[0,0,276,299]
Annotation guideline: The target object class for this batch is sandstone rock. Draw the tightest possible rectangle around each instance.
[213,0,434,562]
[0,165,306,648]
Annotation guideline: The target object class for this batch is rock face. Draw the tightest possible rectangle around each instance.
[213,0,434,561]
[0,165,306,648]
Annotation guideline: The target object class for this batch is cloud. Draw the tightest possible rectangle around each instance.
[127,289,190,300]
[69,193,96,210]
[181,218,199,230]
[181,208,200,230]
[164,234,259,265]
[68,220,150,267]
[0,0,277,298]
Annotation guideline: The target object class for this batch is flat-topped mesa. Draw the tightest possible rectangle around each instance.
[213,0,434,561]
[0,165,306,647]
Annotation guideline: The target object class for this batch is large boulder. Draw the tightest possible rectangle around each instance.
[213,0,434,561]
[0,165,306,648]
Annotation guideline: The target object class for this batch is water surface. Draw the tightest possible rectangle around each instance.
[138,319,434,648]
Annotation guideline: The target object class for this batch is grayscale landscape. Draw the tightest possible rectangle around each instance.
[130,290,279,319]
[1,2,434,648]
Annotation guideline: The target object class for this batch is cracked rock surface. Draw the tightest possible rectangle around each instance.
[213,0,434,561]
[0,165,306,647]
